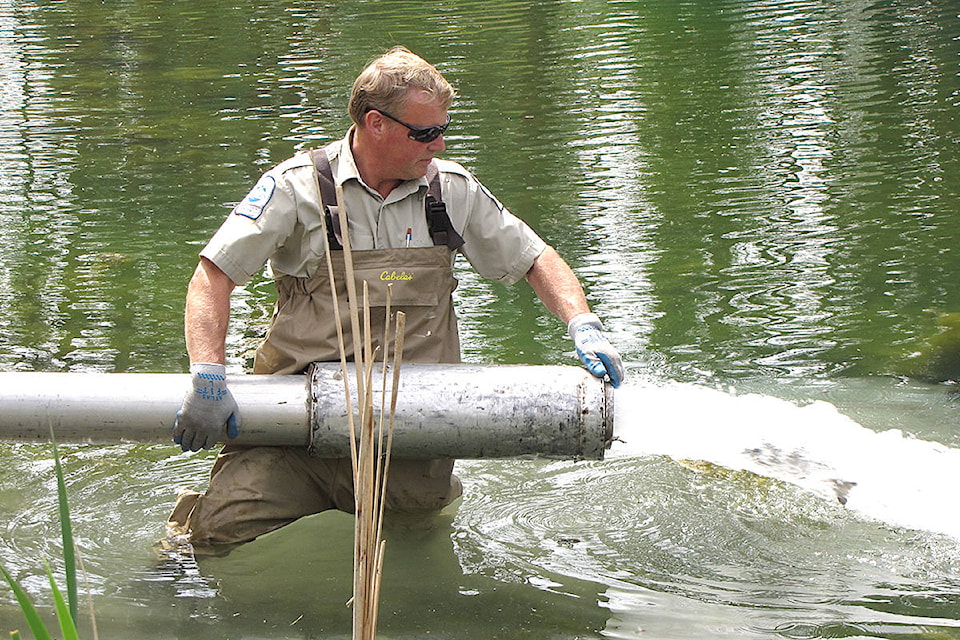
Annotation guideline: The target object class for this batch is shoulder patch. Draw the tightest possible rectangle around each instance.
[233,175,276,220]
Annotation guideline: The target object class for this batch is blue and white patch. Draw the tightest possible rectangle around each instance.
[233,175,276,220]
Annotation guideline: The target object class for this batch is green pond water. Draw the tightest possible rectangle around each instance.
[2,1,960,638]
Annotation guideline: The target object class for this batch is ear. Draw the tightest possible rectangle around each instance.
[363,109,387,137]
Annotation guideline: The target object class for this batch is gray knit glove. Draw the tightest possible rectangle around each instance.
[172,363,241,451]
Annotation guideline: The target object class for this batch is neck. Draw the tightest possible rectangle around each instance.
[351,131,401,198]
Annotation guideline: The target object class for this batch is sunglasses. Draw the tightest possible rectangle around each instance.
[369,108,451,143]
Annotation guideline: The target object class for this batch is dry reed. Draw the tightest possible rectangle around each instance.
[317,183,404,639]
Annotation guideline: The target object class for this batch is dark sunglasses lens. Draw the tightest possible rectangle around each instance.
[410,126,443,143]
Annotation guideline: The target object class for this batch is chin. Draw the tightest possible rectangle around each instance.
[410,161,431,178]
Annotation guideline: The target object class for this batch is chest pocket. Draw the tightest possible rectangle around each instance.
[336,247,455,309]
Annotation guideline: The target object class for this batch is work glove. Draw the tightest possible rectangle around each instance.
[568,313,625,388]
[172,363,241,452]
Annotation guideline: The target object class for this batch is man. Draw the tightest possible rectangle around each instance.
[168,47,624,551]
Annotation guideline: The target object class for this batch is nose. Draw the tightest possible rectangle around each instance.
[428,134,445,152]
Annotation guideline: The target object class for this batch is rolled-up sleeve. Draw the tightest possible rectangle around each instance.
[449,171,547,286]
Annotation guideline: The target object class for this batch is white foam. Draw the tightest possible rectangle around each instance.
[610,380,960,539]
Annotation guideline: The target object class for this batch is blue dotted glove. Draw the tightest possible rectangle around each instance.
[568,313,625,388]
[172,363,241,452]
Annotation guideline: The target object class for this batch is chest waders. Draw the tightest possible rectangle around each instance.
[168,152,468,548]
[253,148,465,376]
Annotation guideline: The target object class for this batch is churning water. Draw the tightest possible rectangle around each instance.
[454,373,960,639]
[612,377,960,540]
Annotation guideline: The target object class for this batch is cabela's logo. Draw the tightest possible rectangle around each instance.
[380,270,414,281]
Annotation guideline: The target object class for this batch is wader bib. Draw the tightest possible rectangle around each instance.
[168,154,466,549]
[253,245,460,375]
[254,147,464,374]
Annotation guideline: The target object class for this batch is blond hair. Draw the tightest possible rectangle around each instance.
[349,46,455,125]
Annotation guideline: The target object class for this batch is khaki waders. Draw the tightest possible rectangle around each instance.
[168,245,463,549]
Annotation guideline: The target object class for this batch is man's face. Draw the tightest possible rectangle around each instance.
[380,92,448,181]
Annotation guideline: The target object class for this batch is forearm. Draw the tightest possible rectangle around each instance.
[526,247,626,386]
[184,257,236,365]
[524,245,591,324]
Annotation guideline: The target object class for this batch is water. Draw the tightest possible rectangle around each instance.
[613,377,960,539]
[2,0,960,638]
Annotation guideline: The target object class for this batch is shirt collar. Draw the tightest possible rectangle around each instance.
[335,127,430,200]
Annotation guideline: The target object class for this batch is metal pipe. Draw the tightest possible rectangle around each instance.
[309,363,613,459]
[0,372,310,446]
[0,364,613,459]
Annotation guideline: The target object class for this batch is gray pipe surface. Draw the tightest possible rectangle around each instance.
[0,372,310,446]
[0,364,613,459]
[310,363,613,459]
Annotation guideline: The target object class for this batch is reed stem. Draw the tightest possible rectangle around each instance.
[318,180,405,639]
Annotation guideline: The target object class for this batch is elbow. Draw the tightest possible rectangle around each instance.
[525,245,558,282]
[190,257,237,299]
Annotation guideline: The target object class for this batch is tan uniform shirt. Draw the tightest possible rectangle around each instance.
[201,130,547,286]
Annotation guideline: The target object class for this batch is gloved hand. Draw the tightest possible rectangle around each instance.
[172,363,241,452]
[568,313,625,388]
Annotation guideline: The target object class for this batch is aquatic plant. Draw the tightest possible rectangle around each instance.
[901,311,960,382]
[1,434,82,640]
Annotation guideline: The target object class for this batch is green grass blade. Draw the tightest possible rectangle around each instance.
[46,562,79,640]
[50,431,79,623]
[11,630,23,639]
[0,565,53,640]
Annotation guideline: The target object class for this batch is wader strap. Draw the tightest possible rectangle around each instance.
[425,162,465,251]
[311,149,343,250]
[311,148,464,251]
